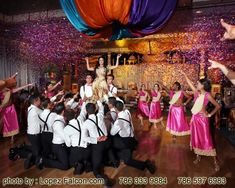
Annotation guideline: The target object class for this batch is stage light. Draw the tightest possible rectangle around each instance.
[115,40,127,47]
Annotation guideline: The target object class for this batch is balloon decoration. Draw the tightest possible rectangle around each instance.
[60,0,177,40]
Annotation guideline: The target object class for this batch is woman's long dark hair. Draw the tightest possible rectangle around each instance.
[174,81,181,90]
[199,78,211,92]
[95,56,108,70]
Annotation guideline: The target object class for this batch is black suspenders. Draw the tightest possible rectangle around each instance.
[110,111,117,121]
[28,108,33,114]
[117,112,133,137]
[88,115,105,136]
[110,86,114,94]
[83,85,86,95]
[68,119,82,146]
[39,112,52,132]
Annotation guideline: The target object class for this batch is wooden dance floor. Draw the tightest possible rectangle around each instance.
[1,115,235,188]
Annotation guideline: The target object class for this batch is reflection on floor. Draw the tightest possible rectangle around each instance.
[0,115,235,188]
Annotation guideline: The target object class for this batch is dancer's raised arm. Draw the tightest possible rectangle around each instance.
[180,71,197,92]
[157,81,170,93]
[12,83,34,93]
[9,72,18,79]
[50,80,61,92]
[85,57,95,71]
[208,59,235,85]
[109,54,121,70]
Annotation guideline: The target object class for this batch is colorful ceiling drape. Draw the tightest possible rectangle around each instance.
[60,0,177,40]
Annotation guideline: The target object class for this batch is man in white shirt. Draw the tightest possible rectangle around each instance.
[110,101,156,174]
[66,92,79,110]
[64,102,91,174]
[80,74,93,102]
[25,94,42,169]
[107,74,117,97]
[105,97,118,133]
[83,101,115,187]
[39,98,57,158]
[37,103,69,170]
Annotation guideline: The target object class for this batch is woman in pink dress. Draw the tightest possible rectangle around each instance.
[149,84,163,129]
[44,80,61,99]
[159,81,192,140]
[182,72,220,171]
[136,84,150,126]
[0,74,34,143]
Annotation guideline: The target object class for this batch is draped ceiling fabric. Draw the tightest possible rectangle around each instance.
[60,0,177,40]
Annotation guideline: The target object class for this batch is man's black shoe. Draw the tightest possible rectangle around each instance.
[145,160,156,174]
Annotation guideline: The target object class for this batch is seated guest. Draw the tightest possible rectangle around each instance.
[25,94,42,169]
[64,103,92,174]
[110,101,156,174]
[83,101,116,187]
[37,103,69,170]
[39,98,57,158]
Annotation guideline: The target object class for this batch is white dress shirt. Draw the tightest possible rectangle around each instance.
[67,98,79,109]
[27,104,42,135]
[52,115,67,144]
[80,84,93,100]
[39,109,57,133]
[50,95,57,103]
[108,84,117,97]
[83,101,107,144]
[64,103,87,148]
[110,108,118,122]
[110,109,134,138]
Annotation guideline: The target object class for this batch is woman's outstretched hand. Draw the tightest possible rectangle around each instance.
[117,54,122,59]
[208,59,223,69]
[220,19,235,41]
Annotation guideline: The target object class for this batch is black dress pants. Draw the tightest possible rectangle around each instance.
[43,144,69,170]
[41,132,53,157]
[28,134,41,163]
[113,135,146,171]
[69,146,91,167]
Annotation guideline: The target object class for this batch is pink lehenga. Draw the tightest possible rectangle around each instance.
[149,90,163,123]
[166,90,190,136]
[190,92,216,156]
[137,91,150,118]
[1,91,19,137]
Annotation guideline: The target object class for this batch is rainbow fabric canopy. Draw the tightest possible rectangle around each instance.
[60,0,177,40]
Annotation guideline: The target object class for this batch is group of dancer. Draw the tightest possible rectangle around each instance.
[24,92,156,187]
[133,18,235,173]
[135,73,221,171]
[2,55,156,187]
[1,18,235,186]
